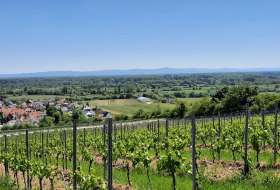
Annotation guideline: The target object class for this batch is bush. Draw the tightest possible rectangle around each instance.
[174,92,187,98]
[115,114,129,121]
[132,109,149,119]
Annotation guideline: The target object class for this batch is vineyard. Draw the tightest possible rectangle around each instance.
[0,104,280,190]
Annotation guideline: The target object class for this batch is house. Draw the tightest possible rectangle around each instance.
[6,101,15,106]
[137,96,152,104]
[26,100,33,104]
[102,112,112,118]
[55,105,61,110]
[85,112,95,117]
[68,103,81,109]
[83,106,95,117]
[4,120,17,127]
[42,99,52,106]
[56,99,65,105]
[28,111,45,123]
[33,102,45,110]
[48,102,55,106]
[20,102,28,109]
[61,107,69,113]
[0,106,44,125]
[1,107,25,119]
[62,103,69,107]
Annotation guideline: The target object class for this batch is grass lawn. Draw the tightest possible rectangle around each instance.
[89,99,176,116]
[49,153,280,190]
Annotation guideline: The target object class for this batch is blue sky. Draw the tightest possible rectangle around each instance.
[0,0,279,74]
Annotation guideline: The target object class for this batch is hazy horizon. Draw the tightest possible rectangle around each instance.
[0,67,280,76]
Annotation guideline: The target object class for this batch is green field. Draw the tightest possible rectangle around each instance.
[87,97,204,116]
[177,97,204,104]
[89,99,175,116]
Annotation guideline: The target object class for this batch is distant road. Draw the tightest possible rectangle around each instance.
[0,119,164,136]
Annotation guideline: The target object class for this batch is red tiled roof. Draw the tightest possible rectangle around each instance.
[0,107,44,122]
[1,107,25,117]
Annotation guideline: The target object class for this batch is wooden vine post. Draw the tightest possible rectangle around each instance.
[26,130,30,190]
[4,135,9,177]
[274,104,278,163]
[191,113,197,190]
[108,118,113,190]
[72,109,80,190]
[165,119,169,139]
[218,112,221,160]
[103,124,107,180]
[73,119,77,190]
[244,103,249,175]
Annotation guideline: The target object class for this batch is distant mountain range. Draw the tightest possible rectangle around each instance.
[0,68,280,78]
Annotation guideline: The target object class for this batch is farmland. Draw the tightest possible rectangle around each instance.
[1,72,279,119]
[1,73,280,102]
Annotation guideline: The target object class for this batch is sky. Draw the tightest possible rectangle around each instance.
[0,0,280,74]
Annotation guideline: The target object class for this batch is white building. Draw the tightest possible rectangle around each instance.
[137,96,152,104]
[83,106,96,117]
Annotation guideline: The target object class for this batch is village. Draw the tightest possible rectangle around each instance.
[0,96,153,130]
[0,98,112,130]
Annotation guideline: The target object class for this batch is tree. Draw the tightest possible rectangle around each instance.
[38,116,55,128]
[62,113,72,124]
[211,86,229,102]
[221,85,258,111]
[72,108,83,122]
[61,87,68,95]
[46,106,57,117]
[132,109,146,119]
[174,92,186,98]
[53,111,62,124]
[172,101,188,118]
[250,94,280,112]
[192,98,215,115]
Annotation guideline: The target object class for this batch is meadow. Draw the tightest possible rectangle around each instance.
[87,98,202,116]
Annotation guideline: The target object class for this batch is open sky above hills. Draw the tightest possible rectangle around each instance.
[0,0,279,74]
